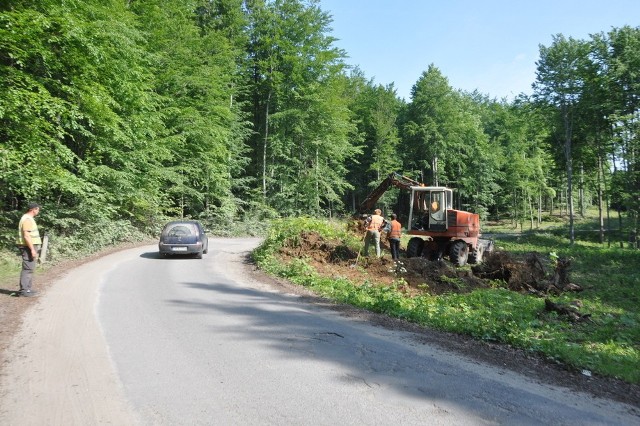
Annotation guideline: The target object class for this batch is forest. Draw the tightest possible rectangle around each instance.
[1,0,639,250]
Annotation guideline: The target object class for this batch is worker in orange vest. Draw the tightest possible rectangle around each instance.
[364,209,385,258]
[387,213,402,261]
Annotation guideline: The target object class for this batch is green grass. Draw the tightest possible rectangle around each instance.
[254,216,640,384]
[483,206,636,247]
[0,250,21,284]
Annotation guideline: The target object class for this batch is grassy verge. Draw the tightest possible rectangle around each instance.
[253,217,640,384]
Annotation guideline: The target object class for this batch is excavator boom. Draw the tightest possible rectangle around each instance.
[357,172,422,214]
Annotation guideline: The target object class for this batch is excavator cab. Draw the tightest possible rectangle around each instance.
[409,186,453,232]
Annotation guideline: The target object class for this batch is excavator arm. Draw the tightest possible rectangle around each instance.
[356,172,423,214]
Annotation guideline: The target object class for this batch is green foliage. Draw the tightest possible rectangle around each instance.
[2,1,639,253]
[0,215,149,285]
[46,219,148,260]
[1,0,253,245]
[345,76,402,212]
[1,1,168,225]
[129,0,247,222]
[242,0,358,217]
[256,218,640,384]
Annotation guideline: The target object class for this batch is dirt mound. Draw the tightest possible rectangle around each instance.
[472,250,545,290]
[277,231,581,297]
[473,251,582,295]
[278,231,358,263]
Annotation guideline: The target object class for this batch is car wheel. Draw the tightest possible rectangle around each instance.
[195,251,203,259]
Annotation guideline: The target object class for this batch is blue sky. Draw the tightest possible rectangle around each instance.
[318,0,640,101]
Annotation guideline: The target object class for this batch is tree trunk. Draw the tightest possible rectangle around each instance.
[563,104,575,244]
[262,90,271,200]
[315,148,320,214]
[579,163,585,218]
[538,192,542,228]
[432,154,439,186]
[567,159,575,245]
[606,151,616,247]
[529,194,534,230]
[597,153,605,244]
[618,209,624,248]
[512,189,517,228]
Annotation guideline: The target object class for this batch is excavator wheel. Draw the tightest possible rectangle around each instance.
[449,241,469,267]
[406,237,424,258]
[468,244,484,264]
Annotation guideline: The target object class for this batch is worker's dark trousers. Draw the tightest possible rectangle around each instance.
[18,245,39,293]
[389,238,400,260]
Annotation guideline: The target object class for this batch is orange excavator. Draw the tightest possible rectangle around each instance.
[356,172,493,266]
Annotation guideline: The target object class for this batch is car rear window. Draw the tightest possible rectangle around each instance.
[163,223,198,237]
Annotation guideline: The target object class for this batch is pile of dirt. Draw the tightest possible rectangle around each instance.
[277,231,582,297]
[472,251,583,295]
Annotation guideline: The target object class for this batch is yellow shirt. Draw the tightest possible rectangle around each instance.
[17,214,41,246]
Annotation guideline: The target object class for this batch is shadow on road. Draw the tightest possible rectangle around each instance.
[160,274,632,424]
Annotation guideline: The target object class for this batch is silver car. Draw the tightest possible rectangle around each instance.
[158,220,209,259]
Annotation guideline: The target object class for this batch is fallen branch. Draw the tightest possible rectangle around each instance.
[544,299,591,322]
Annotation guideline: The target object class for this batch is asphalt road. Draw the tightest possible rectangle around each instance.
[1,238,637,425]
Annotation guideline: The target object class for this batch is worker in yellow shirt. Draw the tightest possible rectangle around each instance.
[16,202,42,297]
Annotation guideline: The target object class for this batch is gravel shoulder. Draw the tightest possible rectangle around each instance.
[0,240,638,423]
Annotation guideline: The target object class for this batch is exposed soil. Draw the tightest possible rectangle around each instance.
[279,230,583,298]
[0,237,638,412]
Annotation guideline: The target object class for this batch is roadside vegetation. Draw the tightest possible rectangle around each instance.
[253,216,640,384]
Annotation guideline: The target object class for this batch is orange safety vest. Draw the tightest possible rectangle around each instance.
[367,214,384,231]
[388,220,402,239]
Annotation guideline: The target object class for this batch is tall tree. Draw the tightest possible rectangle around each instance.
[606,26,640,239]
[402,65,496,217]
[455,92,506,220]
[346,76,401,213]
[244,0,357,216]
[403,65,457,186]
[129,0,246,221]
[534,35,591,243]
[574,32,613,242]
